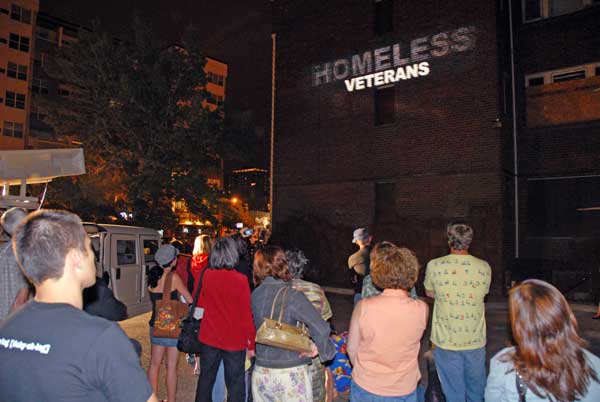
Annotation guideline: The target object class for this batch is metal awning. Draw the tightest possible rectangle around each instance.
[0,148,85,209]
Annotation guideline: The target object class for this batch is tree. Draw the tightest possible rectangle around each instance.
[40,18,226,229]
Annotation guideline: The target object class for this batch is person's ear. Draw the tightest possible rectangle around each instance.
[63,248,80,276]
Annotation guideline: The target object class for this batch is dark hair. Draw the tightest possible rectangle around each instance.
[253,245,292,286]
[232,233,248,257]
[148,266,164,288]
[12,209,88,285]
[208,237,239,269]
[505,279,598,402]
[370,241,419,290]
[285,249,309,279]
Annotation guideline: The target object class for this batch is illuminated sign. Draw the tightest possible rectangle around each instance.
[311,26,476,92]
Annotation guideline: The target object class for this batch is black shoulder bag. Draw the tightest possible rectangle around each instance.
[177,268,208,354]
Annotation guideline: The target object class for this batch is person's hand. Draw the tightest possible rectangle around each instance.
[298,342,318,358]
[247,349,255,359]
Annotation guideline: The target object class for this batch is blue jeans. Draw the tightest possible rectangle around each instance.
[350,380,418,402]
[433,346,486,402]
[213,361,225,402]
[195,343,246,402]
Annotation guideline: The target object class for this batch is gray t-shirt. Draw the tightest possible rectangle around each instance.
[0,241,29,320]
[0,301,153,402]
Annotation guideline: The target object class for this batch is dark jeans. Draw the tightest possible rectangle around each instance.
[195,342,246,402]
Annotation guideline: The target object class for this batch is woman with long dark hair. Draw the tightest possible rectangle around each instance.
[485,279,600,402]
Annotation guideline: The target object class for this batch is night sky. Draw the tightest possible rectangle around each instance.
[42,0,272,168]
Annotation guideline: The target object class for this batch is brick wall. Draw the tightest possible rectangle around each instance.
[512,3,600,297]
[272,0,506,293]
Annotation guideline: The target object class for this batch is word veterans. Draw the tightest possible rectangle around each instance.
[344,62,430,92]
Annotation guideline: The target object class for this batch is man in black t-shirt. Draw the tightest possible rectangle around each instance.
[0,210,156,402]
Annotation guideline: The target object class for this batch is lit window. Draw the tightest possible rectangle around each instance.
[374,86,395,126]
[5,91,26,109]
[374,0,394,36]
[11,4,31,24]
[9,33,30,52]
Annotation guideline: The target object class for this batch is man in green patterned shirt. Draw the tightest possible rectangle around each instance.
[424,221,491,402]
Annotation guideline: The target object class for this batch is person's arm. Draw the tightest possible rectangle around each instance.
[423,262,435,298]
[87,324,154,402]
[346,299,362,365]
[238,276,256,352]
[9,287,30,313]
[172,272,193,304]
[292,290,336,362]
[484,353,509,402]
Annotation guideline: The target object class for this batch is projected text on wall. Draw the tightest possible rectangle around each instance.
[311,26,477,92]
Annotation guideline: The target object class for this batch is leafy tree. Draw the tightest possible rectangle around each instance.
[39,18,227,229]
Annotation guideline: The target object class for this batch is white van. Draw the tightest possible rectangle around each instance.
[85,223,161,318]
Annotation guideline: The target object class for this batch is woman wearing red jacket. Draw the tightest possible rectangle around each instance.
[194,236,255,402]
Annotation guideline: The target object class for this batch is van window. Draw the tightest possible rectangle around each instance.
[143,240,159,262]
[116,240,137,265]
[89,234,101,262]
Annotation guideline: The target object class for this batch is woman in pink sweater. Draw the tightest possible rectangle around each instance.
[347,241,428,402]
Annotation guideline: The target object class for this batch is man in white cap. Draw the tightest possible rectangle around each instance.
[0,207,30,322]
[347,228,372,305]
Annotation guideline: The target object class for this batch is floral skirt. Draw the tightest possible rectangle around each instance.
[252,364,313,402]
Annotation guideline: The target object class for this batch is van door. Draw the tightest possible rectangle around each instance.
[110,234,141,306]
[140,236,160,302]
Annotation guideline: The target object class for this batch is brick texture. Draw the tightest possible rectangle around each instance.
[272,0,508,293]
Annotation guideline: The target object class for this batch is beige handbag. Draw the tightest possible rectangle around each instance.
[255,286,314,354]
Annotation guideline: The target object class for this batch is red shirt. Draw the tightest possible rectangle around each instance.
[197,268,256,351]
[173,254,192,289]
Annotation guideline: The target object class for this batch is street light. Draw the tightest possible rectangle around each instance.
[231,197,239,204]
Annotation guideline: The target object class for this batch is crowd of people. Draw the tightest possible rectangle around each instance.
[0,207,599,402]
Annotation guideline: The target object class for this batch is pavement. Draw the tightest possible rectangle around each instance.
[118,293,600,402]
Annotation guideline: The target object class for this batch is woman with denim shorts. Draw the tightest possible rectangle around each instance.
[147,244,193,402]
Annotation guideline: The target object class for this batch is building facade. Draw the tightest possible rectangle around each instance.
[513,0,600,298]
[0,0,38,150]
[228,167,269,211]
[1,8,229,152]
[271,0,600,294]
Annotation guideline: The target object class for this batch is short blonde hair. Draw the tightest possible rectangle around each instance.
[370,241,419,290]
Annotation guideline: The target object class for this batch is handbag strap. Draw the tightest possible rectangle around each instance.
[269,286,288,320]
[162,271,174,300]
[186,268,209,319]
[277,287,290,322]
[515,370,527,402]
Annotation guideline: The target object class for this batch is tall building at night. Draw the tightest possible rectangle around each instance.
[271,0,600,294]
[0,0,38,150]
[1,9,228,152]
[228,167,269,212]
